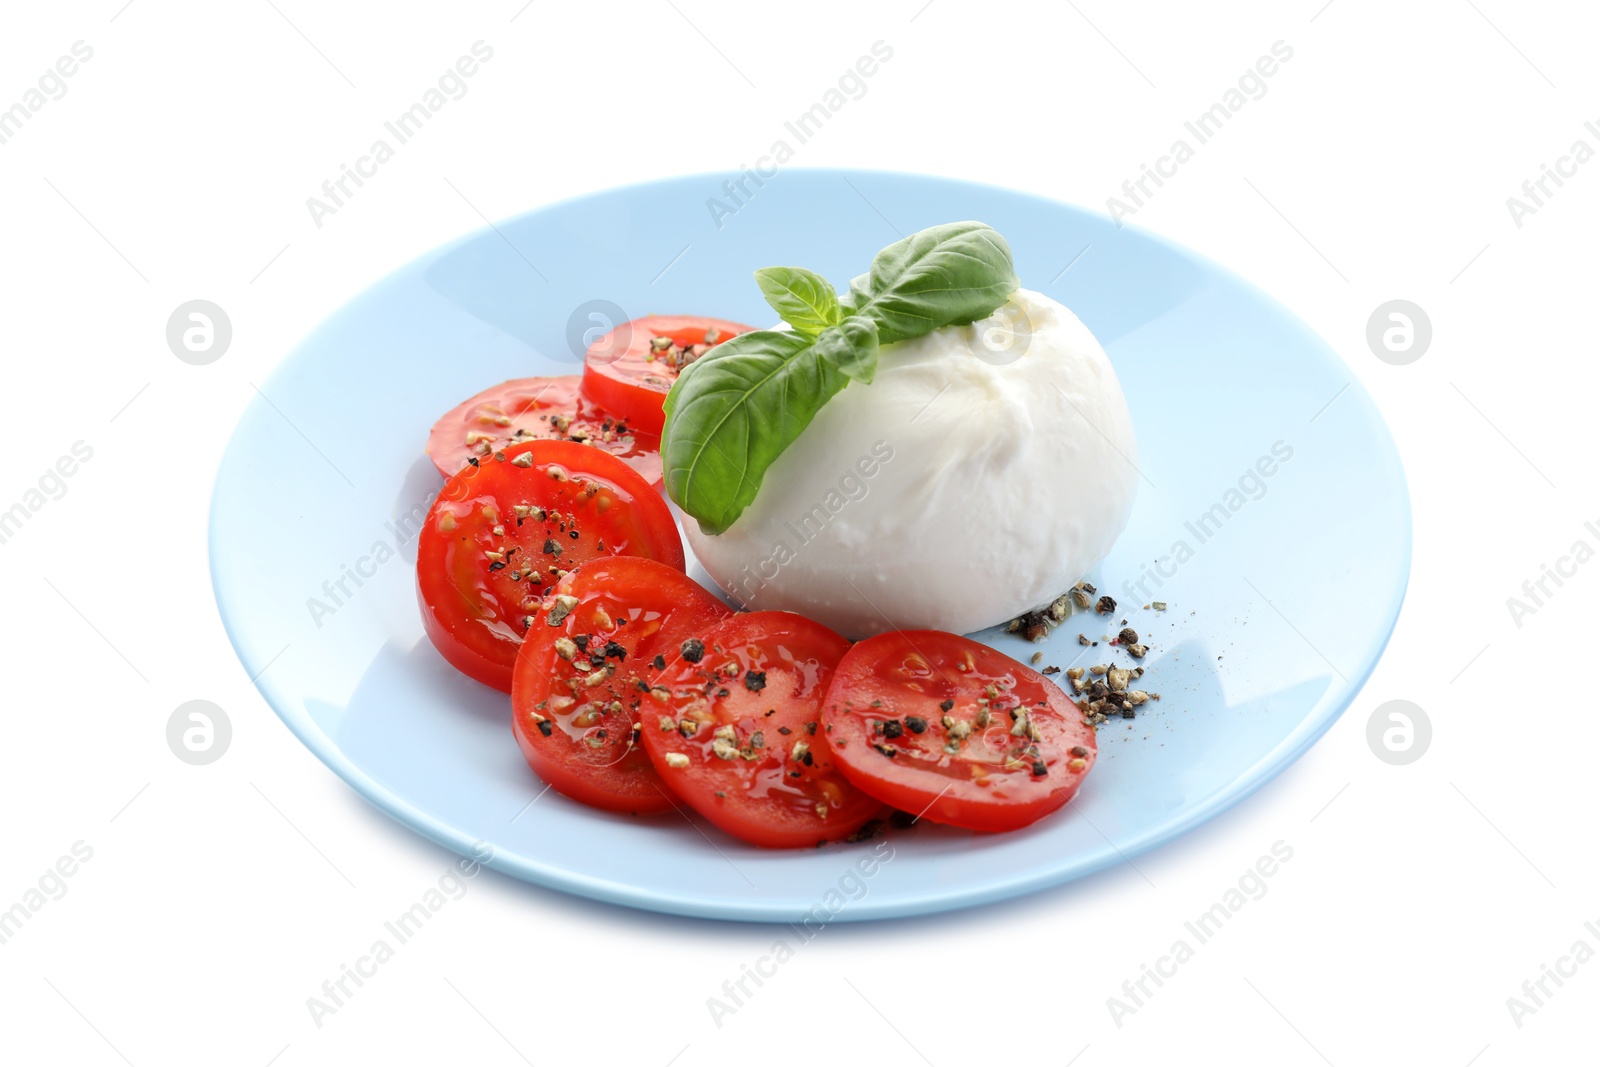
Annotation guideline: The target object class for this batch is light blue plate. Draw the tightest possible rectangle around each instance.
[210,170,1409,922]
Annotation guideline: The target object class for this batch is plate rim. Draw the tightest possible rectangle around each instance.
[209,167,1412,922]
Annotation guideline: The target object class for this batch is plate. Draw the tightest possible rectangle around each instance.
[210,170,1409,922]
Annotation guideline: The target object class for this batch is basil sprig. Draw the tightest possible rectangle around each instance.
[662,222,1018,534]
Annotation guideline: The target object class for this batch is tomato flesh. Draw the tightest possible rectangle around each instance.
[426,375,663,488]
[512,557,731,814]
[821,631,1096,833]
[639,611,884,848]
[416,439,684,692]
[580,315,754,435]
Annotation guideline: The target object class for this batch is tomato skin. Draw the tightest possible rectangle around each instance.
[580,315,754,434]
[416,440,684,692]
[425,375,663,488]
[512,557,731,813]
[639,611,885,848]
[821,632,1097,833]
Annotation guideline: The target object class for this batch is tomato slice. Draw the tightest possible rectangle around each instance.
[580,315,755,434]
[512,557,732,814]
[416,440,684,692]
[426,375,663,488]
[639,611,884,848]
[821,632,1096,833]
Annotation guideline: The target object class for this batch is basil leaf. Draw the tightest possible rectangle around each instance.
[810,315,879,384]
[846,221,1019,344]
[662,222,1022,534]
[661,329,848,535]
[753,266,841,336]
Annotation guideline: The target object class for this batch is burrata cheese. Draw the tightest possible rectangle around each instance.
[683,288,1138,638]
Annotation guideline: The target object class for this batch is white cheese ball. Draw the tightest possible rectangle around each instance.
[682,288,1138,638]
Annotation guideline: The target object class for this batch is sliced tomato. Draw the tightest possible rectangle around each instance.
[512,557,731,814]
[821,631,1096,833]
[426,375,663,488]
[638,611,884,848]
[580,315,755,434]
[416,440,684,692]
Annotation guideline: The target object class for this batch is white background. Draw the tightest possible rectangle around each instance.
[1,1,1595,1064]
